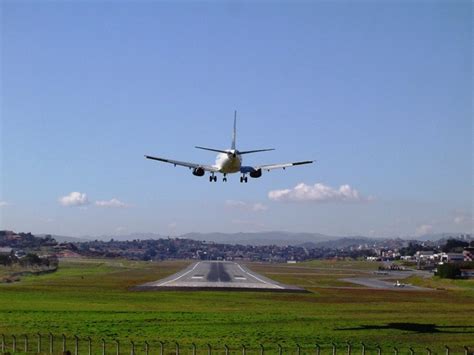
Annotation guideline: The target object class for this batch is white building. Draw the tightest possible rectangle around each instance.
[0,247,13,255]
[416,251,434,261]
[440,253,465,263]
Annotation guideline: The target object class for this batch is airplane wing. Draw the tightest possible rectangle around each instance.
[144,155,220,172]
[240,160,314,175]
[255,160,314,171]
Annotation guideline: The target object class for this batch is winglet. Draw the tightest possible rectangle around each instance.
[231,110,237,150]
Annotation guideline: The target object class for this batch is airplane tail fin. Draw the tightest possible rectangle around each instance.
[231,110,237,150]
[230,111,274,154]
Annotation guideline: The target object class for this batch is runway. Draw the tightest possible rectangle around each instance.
[340,271,432,291]
[135,261,306,292]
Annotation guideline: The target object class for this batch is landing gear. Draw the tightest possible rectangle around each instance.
[240,175,248,183]
[209,174,217,182]
[223,174,227,182]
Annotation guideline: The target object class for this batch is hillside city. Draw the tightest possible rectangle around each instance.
[1,230,472,266]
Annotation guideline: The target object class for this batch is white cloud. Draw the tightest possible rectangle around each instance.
[225,200,268,212]
[59,192,89,207]
[416,224,433,236]
[0,201,8,207]
[453,212,472,225]
[252,203,268,212]
[95,198,128,208]
[268,182,371,203]
[225,200,247,208]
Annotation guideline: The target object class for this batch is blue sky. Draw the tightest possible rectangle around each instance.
[1,0,472,238]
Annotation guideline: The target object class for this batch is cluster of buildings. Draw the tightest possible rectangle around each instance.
[413,250,472,265]
[66,238,336,262]
[366,240,473,277]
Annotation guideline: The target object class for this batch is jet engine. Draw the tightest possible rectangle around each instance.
[249,169,262,178]
[192,167,205,176]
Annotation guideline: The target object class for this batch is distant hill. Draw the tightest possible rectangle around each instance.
[300,237,378,249]
[93,232,165,241]
[75,231,333,245]
[1,231,58,248]
[180,231,333,246]
[35,231,471,246]
[413,233,472,242]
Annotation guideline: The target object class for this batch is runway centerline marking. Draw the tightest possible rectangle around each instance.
[158,262,201,286]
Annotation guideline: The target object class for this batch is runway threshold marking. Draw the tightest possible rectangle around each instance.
[236,263,283,289]
[157,262,201,286]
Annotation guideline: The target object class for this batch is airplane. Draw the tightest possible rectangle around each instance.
[145,111,314,183]
[393,280,408,288]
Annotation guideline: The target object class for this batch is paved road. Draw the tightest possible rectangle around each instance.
[137,261,304,291]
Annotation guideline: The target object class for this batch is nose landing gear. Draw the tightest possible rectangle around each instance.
[223,174,227,182]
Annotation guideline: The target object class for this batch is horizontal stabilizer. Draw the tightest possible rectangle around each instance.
[195,146,229,154]
[239,148,275,155]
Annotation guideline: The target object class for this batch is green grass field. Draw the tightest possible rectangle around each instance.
[0,258,473,354]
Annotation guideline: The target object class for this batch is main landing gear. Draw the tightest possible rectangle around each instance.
[207,174,246,182]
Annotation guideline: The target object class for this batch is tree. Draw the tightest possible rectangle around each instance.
[436,262,474,279]
[442,239,468,253]
[399,242,430,256]
[20,253,42,267]
[0,254,12,266]
[436,263,461,279]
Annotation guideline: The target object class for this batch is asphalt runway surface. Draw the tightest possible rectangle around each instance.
[136,261,305,292]
[341,271,432,291]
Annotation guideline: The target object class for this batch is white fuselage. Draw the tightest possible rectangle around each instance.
[215,150,242,174]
